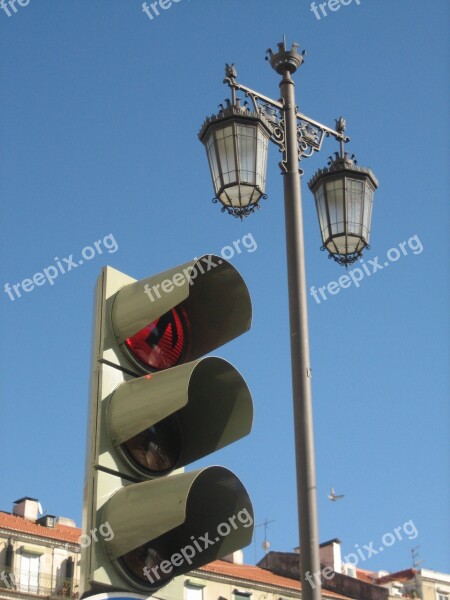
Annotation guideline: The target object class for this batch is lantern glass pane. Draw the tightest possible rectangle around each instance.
[362,183,374,242]
[236,124,257,185]
[221,186,240,207]
[328,236,346,254]
[206,132,221,196]
[220,184,261,208]
[346,179,364,236]
[325,180,345,235]
[256,128,269,191]
[328,234,360,255]
[314,184,329,242]
[215,125,237,186]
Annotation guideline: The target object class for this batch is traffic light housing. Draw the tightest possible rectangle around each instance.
[81,256,254,598]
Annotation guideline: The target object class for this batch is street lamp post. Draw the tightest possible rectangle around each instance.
[270,42,322,600]
[199,38,378,600]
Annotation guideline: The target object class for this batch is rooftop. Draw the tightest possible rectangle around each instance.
[198,560,351,599]
[0,511,80,544]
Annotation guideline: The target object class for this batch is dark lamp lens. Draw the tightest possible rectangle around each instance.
[125,308,187,370]
[122,415,182,475]
[119,542,173,587]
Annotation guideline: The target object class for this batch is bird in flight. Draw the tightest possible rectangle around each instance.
[328,487,345,502]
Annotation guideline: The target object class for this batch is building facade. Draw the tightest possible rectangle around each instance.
[189,553,351,600]
[0,498,80,600]
[1,497,448,600]
[257,542,450,600]
[375,568,450,600]
[0,498,351,600]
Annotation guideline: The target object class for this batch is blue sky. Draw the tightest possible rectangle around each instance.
[1,0,449,578]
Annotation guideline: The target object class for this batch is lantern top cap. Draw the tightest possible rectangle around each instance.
[198,98,272,142]
[308,152,379,191]
[266,36,306,74]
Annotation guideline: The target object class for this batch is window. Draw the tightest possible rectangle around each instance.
[185,582,204,600]
[438,594,449,600]
[19,553,40,593]
[233,591,252,600]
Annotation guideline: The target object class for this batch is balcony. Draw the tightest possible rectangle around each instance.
[0,568,79,599]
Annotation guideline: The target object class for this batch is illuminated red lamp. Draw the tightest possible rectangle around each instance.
[125,308,187,371]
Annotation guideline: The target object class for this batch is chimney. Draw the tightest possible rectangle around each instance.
[13,497,40,521]
[56,517,77,527]
[222,550,244,565]
[319,539,342,573]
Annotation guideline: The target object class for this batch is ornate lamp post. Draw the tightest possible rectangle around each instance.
[199,38,377,600]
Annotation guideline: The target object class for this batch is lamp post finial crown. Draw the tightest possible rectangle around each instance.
[266,38,305,75]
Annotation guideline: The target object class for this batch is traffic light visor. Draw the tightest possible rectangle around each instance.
[111,256,252,369]
[107,357,253,478]
[103,467,254,591]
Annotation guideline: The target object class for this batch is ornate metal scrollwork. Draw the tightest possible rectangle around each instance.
[212,195,267,220]
[224,63,348,174]
[298,122,323,158]
[321,244,370,268]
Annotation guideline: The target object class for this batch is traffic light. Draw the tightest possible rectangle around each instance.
[80,256,254,599]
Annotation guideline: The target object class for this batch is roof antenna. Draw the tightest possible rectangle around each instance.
[254,518,275,557]
[411,547,424,599]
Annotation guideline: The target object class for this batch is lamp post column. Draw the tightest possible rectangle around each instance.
[276,60,322,600]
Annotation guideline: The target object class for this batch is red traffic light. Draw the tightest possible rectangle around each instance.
[125,308,188,371]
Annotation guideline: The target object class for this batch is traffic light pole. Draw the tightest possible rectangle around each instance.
[279,67,321,600]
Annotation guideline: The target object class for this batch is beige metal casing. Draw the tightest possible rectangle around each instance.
[81,259,254,598]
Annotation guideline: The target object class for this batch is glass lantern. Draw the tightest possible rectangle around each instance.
[308,152,379,266]
[199,99,272,219]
